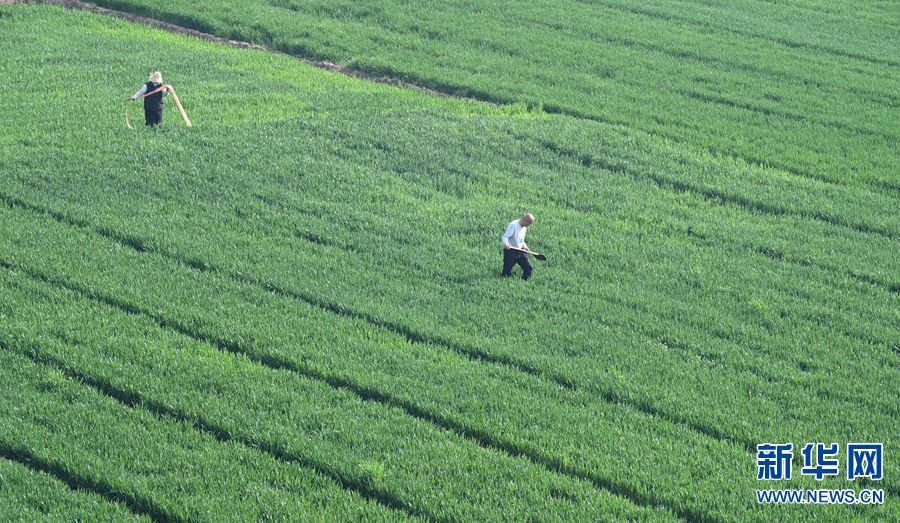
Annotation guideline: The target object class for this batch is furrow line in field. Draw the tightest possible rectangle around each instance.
[0,337,436,522]
[283,214,897,414]
[688,245,899,352]
[627,41,898,111]
[0,445,171,523]
[526,109,847,193]
[874,178,900,195]
[0,257,708,522]
[844,270,900,295]
[195,150,900,345]
[741,242,895,293]
[257,277,751,453]
[347,66,891,196]
[677,89,896,142]
[0,192,211,270]
[293,229,357,253]
[235,144,900,341]
[577,281,898,408]
[40,0,457,100]
[511,14,899,113]
[0,193,758,456]
[531,139,897,240]
[579,0,900,68]
[40,0,892,196]
[260,195,898,405]
[685,231,899,302]
[533,176,898,301]
[532,178,899,297]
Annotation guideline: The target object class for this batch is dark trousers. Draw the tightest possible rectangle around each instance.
[501,249,532,280]
[145,108,163,126]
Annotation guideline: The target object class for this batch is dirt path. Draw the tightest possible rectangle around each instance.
[37,0,461,101]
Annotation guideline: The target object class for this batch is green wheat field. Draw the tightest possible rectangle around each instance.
[0,2,896,521]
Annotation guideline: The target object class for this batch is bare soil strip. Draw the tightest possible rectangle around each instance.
[26,1,891,195]
[37,0,460,100]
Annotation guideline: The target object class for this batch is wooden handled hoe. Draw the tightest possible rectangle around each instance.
[125,84,192,128]
[508,247,547,261]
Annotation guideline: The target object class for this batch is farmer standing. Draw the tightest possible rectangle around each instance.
[501,213,535,280]
[128,71,170,126]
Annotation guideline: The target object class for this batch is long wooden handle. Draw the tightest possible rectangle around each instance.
[167,87,192,127]
[508,247,547,260]
[126,85,192,128]
[132,85,169,100]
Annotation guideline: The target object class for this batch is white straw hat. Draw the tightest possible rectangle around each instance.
[149,71,163,83]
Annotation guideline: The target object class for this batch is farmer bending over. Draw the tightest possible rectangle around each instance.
[501,213,535,280]
[128,71,170,126]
